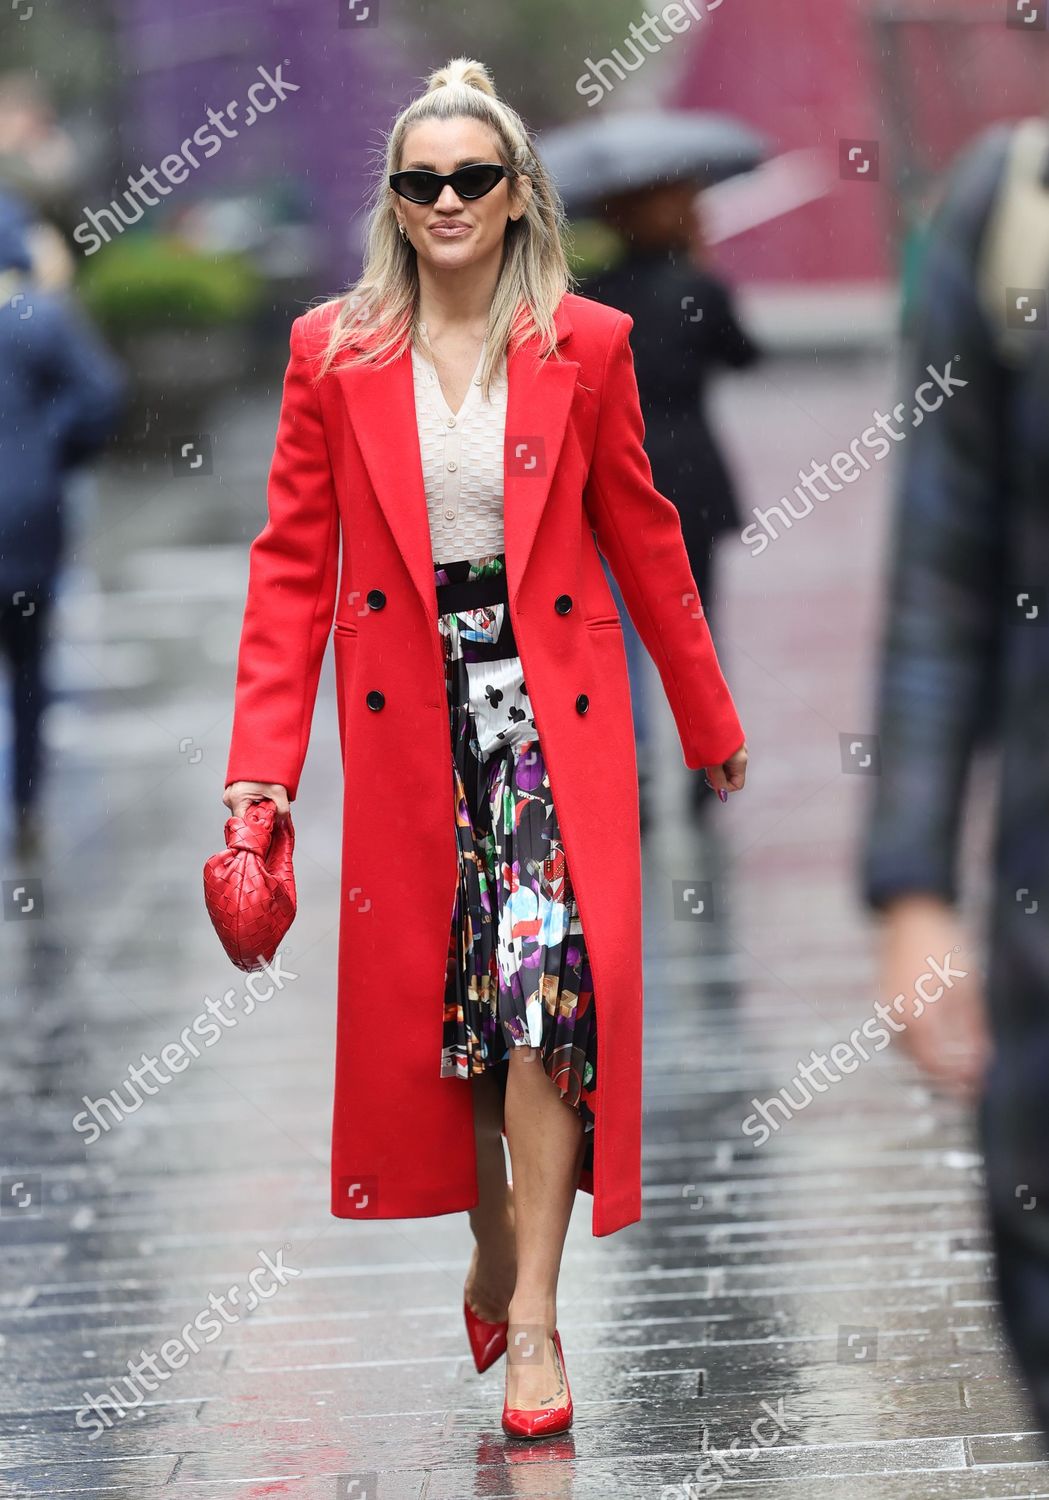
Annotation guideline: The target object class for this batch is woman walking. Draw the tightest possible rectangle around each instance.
[223,57,747,1437]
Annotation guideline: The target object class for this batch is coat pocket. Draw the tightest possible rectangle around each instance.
[585,614,623,632]
[333,621,359,637]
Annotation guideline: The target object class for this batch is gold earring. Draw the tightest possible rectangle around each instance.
[399,224,408,242]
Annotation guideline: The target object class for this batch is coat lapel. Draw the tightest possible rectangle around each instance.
[335,298,578,620]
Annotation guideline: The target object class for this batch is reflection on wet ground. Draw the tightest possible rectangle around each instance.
[0,359,1045,1497]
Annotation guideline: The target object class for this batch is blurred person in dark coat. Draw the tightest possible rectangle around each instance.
[0,188,125,860]
[583,180,760,822]
[861,121,1049,1439]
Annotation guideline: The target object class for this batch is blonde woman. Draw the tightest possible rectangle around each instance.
[223,57,747,1437]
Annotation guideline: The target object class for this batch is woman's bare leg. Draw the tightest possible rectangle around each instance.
[465,1068,516,1322]
[503,1045,588,1409]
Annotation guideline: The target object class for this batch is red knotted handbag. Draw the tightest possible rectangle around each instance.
[203,798,296,972]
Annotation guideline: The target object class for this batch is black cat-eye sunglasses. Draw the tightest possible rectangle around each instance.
[388,162,509,205]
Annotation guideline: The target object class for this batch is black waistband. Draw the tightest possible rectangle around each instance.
[435,567,510,615]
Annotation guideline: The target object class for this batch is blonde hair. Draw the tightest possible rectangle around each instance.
[310,57,573,399]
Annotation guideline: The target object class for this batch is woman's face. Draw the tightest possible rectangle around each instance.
[392,116,524,274]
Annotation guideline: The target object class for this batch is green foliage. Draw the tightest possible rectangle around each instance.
[78,233,263,332]
[562,218,626,280]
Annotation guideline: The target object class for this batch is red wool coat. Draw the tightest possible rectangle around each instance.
[225,291,744,1236]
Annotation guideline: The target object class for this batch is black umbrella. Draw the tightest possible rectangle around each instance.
[536,110,769,213]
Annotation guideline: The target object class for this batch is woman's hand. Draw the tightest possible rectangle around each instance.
[704,740,748,799]
[222,781,291,820]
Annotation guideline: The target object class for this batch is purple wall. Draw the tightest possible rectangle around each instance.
[113,0,419,289]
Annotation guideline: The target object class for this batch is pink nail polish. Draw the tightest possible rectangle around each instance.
[718,788,728,803]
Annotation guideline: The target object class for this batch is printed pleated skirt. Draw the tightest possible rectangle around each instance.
[436,551,597,1141]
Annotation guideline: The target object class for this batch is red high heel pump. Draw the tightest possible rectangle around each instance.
[501,1328,573,1438]
[464,1293,509,1373]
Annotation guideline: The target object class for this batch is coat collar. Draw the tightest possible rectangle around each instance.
[334,297,579,620]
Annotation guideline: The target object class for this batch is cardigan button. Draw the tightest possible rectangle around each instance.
[366,690,385,711]
[554,593,573,615]
[575,693,589,714]
[366,589,386,610]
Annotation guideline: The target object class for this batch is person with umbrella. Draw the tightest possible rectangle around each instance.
[544,112,763,820]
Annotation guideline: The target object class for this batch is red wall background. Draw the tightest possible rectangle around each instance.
[673,0,1049,285]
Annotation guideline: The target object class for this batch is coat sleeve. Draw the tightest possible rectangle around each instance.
[582,311,745,769]
[859,127,1011,911]
[225,314,340,802]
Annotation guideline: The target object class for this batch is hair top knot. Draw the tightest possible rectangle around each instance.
[425,56,497,98]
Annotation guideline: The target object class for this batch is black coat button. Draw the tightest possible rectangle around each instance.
[367,589,386,609]
[366,690,385,711]
[575,693,589,714]
[554,594,573,614]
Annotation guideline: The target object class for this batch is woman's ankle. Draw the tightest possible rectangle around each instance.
[507,1292,557,1333]
[468,1201,515,1254]
[465,1229,516,1321]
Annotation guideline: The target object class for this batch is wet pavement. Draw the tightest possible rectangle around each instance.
[1,353,1046,1497]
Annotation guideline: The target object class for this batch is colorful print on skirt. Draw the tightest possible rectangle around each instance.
[435,552,597,1136]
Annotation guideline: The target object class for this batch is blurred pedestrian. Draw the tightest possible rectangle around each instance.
[0,188,125,860]
[0,72,79,218]
[861,119,1049,1438]
[584,181,760,824]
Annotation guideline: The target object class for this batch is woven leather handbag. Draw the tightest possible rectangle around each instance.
[203,798,296,972]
